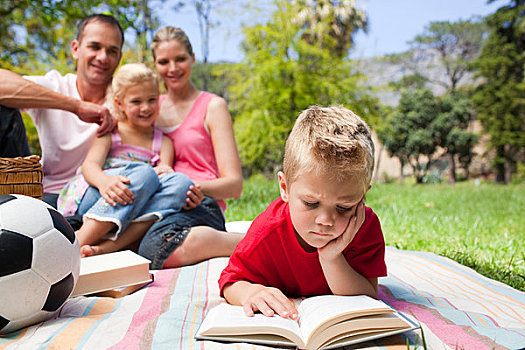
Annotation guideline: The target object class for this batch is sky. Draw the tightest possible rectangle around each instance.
[155,0,503,63]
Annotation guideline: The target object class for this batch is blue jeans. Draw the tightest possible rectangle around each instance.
[138,196,226,269]
[78,162,193,239]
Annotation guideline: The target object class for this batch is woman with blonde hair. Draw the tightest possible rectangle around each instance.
[138,26,244,269]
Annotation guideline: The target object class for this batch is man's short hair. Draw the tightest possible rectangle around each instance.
[283,105,375,188]
[76,14,124,48]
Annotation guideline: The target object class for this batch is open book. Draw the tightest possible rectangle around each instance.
[71,250,153,297]
[195,295,418,350]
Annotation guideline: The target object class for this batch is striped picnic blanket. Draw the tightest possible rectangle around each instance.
[1,227,524,349]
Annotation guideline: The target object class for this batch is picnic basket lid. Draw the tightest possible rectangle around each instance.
[0,155,43,199]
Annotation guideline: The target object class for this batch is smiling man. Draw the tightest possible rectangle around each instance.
[0,14,123,208]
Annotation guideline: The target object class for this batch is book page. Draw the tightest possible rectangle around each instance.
[79,250,150,274]
[297,295,393,344]
[307,313,412,350]
[197,303,305,347]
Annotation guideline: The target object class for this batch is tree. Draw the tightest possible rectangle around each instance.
[186,0,225,90]
[382,19,485,183]
[115,0,165,62]
[294,0,367,57]
[229,0,376,175]
[384,89,439,183]
[0,0,165,72]
[433,91,478,183]
[472,0,525,184]
[379,88,478,183]
[412,19,487,91]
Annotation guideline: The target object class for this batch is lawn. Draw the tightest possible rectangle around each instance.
[225,175,525,291]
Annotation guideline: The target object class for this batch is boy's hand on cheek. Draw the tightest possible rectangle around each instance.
[318,200,365,261]
[243,286,298,320]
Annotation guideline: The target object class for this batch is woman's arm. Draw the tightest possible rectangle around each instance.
[200,96,243,200]
[81,134,134,206]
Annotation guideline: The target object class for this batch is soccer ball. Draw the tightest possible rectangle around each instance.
[0,194,80,334]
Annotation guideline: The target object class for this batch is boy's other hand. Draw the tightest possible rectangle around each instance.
[243,285,298,319]
[318,199,365,261]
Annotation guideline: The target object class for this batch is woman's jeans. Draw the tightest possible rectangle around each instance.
[77,162,193,239]
[138,196,226,269]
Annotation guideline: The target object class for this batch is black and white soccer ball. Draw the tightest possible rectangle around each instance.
[0,194,80,334]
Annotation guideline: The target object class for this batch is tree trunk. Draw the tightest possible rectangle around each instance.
[373,143,383,183]
[448,153,456,184]
[505,159,513,184]
[398,158,405,184]
[494,145,506,184]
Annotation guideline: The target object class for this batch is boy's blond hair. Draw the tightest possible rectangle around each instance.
[283,105,374,189]
[108,63,159,121]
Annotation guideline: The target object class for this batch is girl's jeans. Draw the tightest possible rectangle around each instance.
[78,162,193,239]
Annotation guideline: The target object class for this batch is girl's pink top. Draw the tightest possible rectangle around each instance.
[57,129,162,217]
[159,92,225,211]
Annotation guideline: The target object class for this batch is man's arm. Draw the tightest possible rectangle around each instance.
[0,69,116,136]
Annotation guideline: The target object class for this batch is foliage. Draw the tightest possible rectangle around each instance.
[229,0,378,175]
[226,177,525,291]
[411,18,487,91]
[21,113,41,155]
[0,0,165,73]
[293,0,368,58]
[378,88,477,183]
[175,0,220,90]
[191,61,237,99]
[433,91,478,182]
[472,0,525,184]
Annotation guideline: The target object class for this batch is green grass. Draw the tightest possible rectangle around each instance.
[226,176,525,291]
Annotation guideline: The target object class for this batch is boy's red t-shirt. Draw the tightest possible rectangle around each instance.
[219,197,387,297]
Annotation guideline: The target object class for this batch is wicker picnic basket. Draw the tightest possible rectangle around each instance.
[0,155,43,199]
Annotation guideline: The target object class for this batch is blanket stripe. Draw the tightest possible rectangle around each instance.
[1,245,523,350]
[107,268,180,349]
[380,247,525,350]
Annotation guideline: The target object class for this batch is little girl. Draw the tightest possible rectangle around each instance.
[58,63,194,257]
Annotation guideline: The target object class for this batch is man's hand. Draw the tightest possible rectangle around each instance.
[318,199,366,261]
[76,101,117,136]
[98,175,134,206]
[183,184,204,210]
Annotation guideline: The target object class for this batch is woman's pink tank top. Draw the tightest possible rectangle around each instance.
[160,92,225,211]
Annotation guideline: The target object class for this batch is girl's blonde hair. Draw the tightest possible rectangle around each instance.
[151,26,194,59]
[283,105,375,190]
[108,63,159,120]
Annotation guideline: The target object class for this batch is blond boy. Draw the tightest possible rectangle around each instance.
[219,105,387,319]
